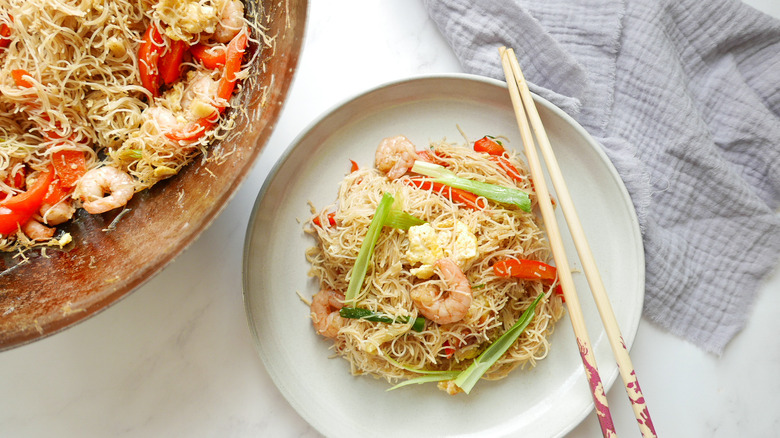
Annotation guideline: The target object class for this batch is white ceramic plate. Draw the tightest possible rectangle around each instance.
[243,74,644,438]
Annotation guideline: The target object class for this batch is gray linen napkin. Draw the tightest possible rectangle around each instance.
[424,0,780,354]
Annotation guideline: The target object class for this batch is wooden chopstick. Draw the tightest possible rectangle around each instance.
[497,47,616,438]
[499,47,657,438]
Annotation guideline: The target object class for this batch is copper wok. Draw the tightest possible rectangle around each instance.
[0,0,307,351]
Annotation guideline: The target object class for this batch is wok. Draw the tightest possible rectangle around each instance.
[0,0,307,351]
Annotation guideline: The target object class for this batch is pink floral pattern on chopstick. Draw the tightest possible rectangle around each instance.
[578,338,617,438]
[621,337,657,437]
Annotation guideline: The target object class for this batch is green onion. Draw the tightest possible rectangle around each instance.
[344,192,394,304]
[411,161,531,212]
[388,373,461,390]
[339,307,426,332]
[410,315,426,332]
[119,149,143,160]
[384,292,545,393]
[384,209,425,230]
[385,356,460,391]
[452,291,545,393]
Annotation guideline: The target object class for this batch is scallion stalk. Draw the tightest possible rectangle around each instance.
[385,292,545,393]
[452,291,545,393]
[344,192,394,304]
[411,161,531,212]
[384,209,425,230]
[385,356,460,391]
[339,307,426,332]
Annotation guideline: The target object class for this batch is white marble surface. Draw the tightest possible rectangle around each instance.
[1,1,778,437]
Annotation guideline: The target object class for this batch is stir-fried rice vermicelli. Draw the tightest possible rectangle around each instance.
[0,0,266,252]
[306,136,565,394]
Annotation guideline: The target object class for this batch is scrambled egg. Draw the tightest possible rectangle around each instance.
[154,0,222,40]
[406,221,478,279]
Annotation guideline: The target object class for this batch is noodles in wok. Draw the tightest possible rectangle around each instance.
[0,0,265,252]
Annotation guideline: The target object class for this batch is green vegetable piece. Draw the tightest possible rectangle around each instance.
[410,316,426,332]
[339,307,394,324]
[384,356,460,391]
[387,372,461,391]
[382,293,544,393]
[411,161,531,212]
[384,209,425,230]
[452,291,545,393]
[344,193,394,304]
[339,307,426,332]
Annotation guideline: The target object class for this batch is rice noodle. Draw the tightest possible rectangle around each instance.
[306,139,565,393]
[0,0,267,251]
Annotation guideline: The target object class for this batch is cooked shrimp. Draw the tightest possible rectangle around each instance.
[146,106,180,133]
[213,0,245,43]
[310,289,345,339]
[410,258,472,325]
[142,73,220,145]
[21,219,54,241]
[74,167,134,214]
[375,135,420,180]
[40,199,75,225]
[180,71,220,118]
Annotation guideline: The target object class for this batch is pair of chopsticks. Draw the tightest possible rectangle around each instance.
[499,47,657,438]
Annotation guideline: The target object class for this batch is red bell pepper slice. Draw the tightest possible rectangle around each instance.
[12,68,34,88]
[312,212,337,227]
[215,32,247,104]
[42,179,70,206]
[0,170,54,235]
[138,25,165,98]
[493,258,564,301]
[474,136,505,156]
[50,149,87,188]
[190,43,226,70]
[493,258,557,282]
[0,16,12,49]
[407,177,487,210]
[489,156,524,182]
[473,136,524,182]
[443,340,456,358]
[159,39,189,85]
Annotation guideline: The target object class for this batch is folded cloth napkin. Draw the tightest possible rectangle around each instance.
[424,0,780,354]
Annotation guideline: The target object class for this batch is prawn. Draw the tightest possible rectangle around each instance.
[144,71,220,139]
[21,219,54,241]
[375,135,420,180]
[74,167,134,214]
[410,258,472,325]
[213,0,245,43]
[40,199,75,225]
[180,71,221,120]
[146,105,180,134]
[310,289,346,339]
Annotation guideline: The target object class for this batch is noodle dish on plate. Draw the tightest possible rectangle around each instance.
[305,134,565,395]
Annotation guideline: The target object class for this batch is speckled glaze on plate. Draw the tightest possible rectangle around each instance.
[0,0,307,351]
[243,74,644,438]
